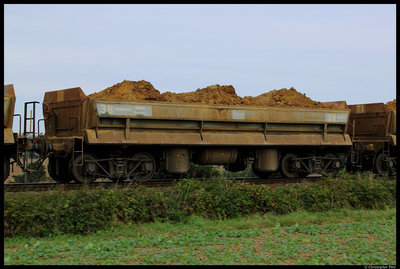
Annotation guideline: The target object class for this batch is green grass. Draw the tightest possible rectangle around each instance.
[4,207,396,265]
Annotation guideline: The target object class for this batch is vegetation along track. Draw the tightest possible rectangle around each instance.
[3,176,328,192]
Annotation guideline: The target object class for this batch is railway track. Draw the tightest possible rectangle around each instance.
[4,174,394,193]
[3,176,323,192]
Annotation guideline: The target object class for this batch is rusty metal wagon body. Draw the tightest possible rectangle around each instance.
[38,87,352,183]
[348,103,396,176]
[4,84,16,180]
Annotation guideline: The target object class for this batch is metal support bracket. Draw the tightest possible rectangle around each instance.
[323,123,328,142]
[125,118,130,140]
[200,121,204,140]
[264,122,268,141]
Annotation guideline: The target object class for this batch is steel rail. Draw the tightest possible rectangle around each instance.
[4,174,395,193]
[3,176,315,192]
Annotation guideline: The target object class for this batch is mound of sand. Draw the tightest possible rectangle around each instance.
[160,84,243,106]
[88,80,335,109]
[242,87,329,108]
[385,99,396,111]
[88,80,162,101]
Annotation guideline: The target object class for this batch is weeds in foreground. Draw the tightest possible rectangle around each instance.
[4,208,396,265]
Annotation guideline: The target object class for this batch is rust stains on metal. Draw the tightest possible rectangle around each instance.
[4,84,15,97]
[348,102,396,145]
[4,84,16,136]
[321,101,349,110]
[43,88,87,137]
[43,87,87,103]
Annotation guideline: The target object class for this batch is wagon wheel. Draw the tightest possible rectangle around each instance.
[280,153,302,178]
[69,153,99,184]
[374,152,392,176]
[48,156,72,183]
[321,153,341,177]
[127,152,156,182]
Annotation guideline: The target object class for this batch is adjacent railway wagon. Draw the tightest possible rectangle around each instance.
[348,102,396,176]
[4,84,16,180]
[38,87,352,183]
[3,84,42,181]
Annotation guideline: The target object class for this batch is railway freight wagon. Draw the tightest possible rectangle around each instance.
[4,84,16,180]
[3,84,43,181]
[40,87,352,183]
[348,103,396,176]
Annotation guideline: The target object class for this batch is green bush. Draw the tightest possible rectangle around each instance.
[4,173,396,238]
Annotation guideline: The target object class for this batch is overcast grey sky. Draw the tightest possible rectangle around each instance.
[4,4,396,131]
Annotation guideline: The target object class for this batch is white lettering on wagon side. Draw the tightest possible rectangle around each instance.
[97,103,152,117]
[325,112,348,123]
[232,110,246,120]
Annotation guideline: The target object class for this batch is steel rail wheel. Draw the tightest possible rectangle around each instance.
[280,153,301,178]
[127,152,156,182]
[48,156,72,183]
[69,153,99,184]
[321,153,341,177]
[375,152,393,176]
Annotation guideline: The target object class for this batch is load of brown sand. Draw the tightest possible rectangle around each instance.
[88,80,162,101]
[88,80,336,109]
[242,87,330,108]
[160,84,243,106]
[385,99,396,111]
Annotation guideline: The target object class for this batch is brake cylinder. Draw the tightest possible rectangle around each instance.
[253,148,278,172]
